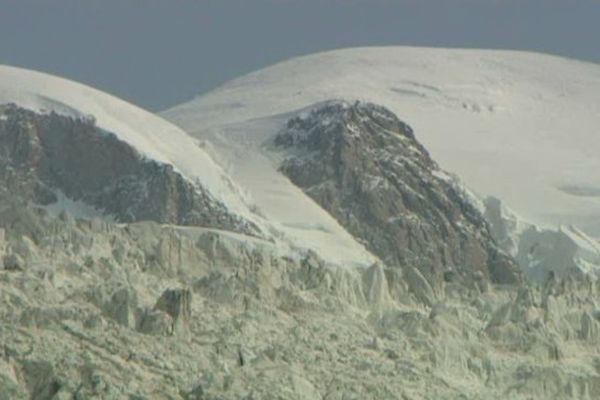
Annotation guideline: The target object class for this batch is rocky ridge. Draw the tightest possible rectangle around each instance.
[274,101,521,285]
[0,104,258,236]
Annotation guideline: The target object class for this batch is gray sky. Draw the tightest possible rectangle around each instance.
[1,0,599,111]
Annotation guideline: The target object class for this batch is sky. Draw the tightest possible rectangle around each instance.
[1,0,599,111]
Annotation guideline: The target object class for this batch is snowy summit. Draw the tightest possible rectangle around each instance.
[164,46,600,237]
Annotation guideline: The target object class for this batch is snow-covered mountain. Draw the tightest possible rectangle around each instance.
[4,52,600,400]
[0,64,380,267]
[0,65,258,215]
[0,65,266,232]
[0,61,523,281]
[163,46,600,238]
[272,100,521,284]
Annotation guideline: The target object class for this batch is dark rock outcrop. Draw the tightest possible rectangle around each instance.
[154,287,192,331]
[274,101,521,284]
[0,104,257,235]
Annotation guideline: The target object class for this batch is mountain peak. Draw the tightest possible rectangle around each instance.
[276,100,417,147]
[274,100,521,284]
[163,46,600,237]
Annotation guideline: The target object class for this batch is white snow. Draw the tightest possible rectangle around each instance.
[163,46,600,238]
[561,225,600,267]
[484,196,600,279]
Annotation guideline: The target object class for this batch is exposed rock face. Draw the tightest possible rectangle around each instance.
[274,101,521,284]
[0,104,258,235]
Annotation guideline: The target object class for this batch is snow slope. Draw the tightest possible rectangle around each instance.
[175,113,378,267]
[0,65,376,268]
[163,47,600,237]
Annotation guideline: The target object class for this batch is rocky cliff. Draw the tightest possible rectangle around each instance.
[274,101,521,284]
[0,104,258,235]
